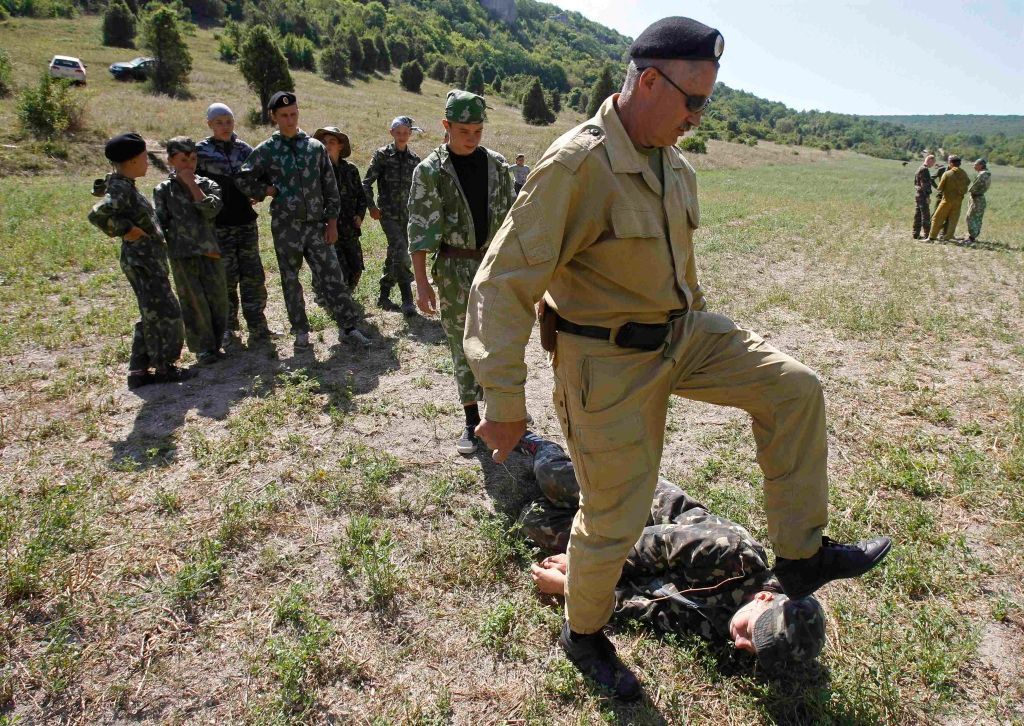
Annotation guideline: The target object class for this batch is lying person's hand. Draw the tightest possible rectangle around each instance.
[530,562,567,596]
[540,553,568,574]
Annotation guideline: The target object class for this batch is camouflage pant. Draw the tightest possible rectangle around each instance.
[966,195,986,239]
[271,217,362,333]
[169,255,229,355]
[334,232,365,289]
[379,217,414,287]
[434,255,483,404]
[120,253,183,370]
[215,222,268,332]
[913,192,931,236]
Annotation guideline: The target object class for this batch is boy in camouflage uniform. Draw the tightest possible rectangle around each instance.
[314,126,367,290]
[237,92,371,350]
[154,136,229,365]
[89,133,192,389]
[363,116,422,315]
[912,154,935,239]
[517,433,826,671]
[196,103,273,347]
[965,158,991,246]
[407,90,515,454]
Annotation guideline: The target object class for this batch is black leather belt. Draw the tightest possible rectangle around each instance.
[555,311,685,351]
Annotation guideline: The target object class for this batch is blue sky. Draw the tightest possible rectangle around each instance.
[550,0,1024,115]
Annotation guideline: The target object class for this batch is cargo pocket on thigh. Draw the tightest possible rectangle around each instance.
[574,414,652,491]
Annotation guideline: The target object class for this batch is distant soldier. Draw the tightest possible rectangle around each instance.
[965,158,991,246]
[913,154,935,239]
[196,103,274,348]
[928,155,970,242]
[407,90,515,454]
[88,133,192,388]
[363,116,423,316]
[314,126,368,289]
[512,153,530,194]
[930,159,949,239]
[237,92,371,350]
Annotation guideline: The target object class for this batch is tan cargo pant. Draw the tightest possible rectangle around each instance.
[552,310,828,634]
[929,196,964,239]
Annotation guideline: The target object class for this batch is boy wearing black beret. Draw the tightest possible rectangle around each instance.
[89,133,192,388]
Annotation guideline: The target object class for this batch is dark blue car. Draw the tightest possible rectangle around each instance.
[109,56,156,81]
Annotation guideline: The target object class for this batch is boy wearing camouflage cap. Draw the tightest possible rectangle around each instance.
[237,92,371,349]
[363,116,422,315]
[88,133,192,389]
[314,126,368,290]
[518,433,826,673]
[407,90,515,454]
[154,136,229,365]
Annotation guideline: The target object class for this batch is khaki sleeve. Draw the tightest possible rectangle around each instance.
[464,162,587,422]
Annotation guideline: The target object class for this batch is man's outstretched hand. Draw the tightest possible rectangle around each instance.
[476,418,527,463]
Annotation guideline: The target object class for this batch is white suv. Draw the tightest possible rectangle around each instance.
[49,55,87,85]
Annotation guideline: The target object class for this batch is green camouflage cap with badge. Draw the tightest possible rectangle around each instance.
[445,89,487,124]
[165,136,196,156]
[752,594,826,670]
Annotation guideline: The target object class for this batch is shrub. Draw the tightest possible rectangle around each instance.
[373,34,390,72]
[141,5,192,96]
[217,19,242,63]
[443,65,456,85]
[0,49,12,99]
[454,64,468,87]
[679,135,707,154]
[16,72,84,139]
[587,65,615,116]
[521,77,554,126]
[428,59,447,82]
[238,24,293,124]
[281,34,316,72]
[319,39,349,83]
[359,36,377,74]
[399,60,423,93]
[467,64,485,95]
[388,37,409,67]
[345,30,363,74]
[551,89,561,113]
[102,0,137,48]
[491,74,502,93]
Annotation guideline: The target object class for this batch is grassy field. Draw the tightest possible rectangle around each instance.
[2,15,1024,726]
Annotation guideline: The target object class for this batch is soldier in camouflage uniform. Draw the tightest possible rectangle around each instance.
[196,103,273,347]
[363,116,422,315]
[965,158,991,246]
[930,160,950,240]
[314,126,367,290]
[154,136,229,364]
[913,154,935,239]
[407,90,515,454]
[89,133,192,390]
[517,433,826,670]
[237,92,371,349]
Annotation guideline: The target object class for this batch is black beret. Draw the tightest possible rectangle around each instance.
[104,132,147,163]
[268,91,297,112]
[629,16,725,62]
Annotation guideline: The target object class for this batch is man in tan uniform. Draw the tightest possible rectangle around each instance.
[464,17,891,699]
[928,155,970,242]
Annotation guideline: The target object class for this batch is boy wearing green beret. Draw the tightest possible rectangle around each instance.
[88,133,191,389]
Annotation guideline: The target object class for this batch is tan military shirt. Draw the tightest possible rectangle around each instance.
[465,94,705,422]
[938,166,970,202]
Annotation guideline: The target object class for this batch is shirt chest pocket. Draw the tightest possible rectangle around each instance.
[610,206,664,240]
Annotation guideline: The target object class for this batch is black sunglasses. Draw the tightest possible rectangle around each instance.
[637,66,712,113]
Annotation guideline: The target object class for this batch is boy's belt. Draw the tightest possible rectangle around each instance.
[438,243,485,260]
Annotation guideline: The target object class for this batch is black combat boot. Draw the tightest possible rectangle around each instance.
[377,282,400,312]
[558,622,641,702]
[152,365,196,384]
[127,371,154,390]
[398,281,417,317]
[774,535,892,599]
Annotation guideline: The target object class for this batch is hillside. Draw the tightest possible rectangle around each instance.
[865,114,1024,138]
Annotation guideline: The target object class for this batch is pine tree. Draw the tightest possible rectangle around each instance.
[400,60,423,93]
[374,35,391,72]
[360,37,377,74]
[587,66,615,117]
[551,90,561,113]
[466,64,485,95]
[388,37,409,67]
[238,25,294,124]
[0,49,12,98]
[102,0,137,49]
[454,65,468,87]
[319,36,350,83]
[443,65,456,85]
[522,77,554,126]
[429,59,447,82]
[346,30,363,73]
[492,74,502,93]
[141,6,192,96]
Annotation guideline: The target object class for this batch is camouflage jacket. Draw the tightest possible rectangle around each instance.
[88,173,168,271]
[362,142,420,220]
[153,174,223,259]
[334,158,367,238]
[195,134,258,226]
[407,144,515,254]
[969,169,991,197]
[236,130,340,223]
[915,164,933,194]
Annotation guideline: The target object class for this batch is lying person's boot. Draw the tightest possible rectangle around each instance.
[197,350,220,365]
[774,535,892,599]
[127,371,154,390]
[294,332,310,349]
[456,425,477,455]
[558,622,641,702]
[342,327,371,348]
[514,430,545,456]
[152,365,196,384]
[399,282,417,317]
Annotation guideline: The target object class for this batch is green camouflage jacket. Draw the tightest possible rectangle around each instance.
[362,142,420,220]
[236,130,341,223]
[88,173,168,271]
[969,169,991,197]
[153,174,223,259]
[334,159,367,238]
[407,144,515,254]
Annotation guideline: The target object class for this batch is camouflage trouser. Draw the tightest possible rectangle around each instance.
[929,197,963,240]
[334,231,365,290]
[913,192,931,236]
[120,254,184,370]
[271,217,362,334]
[215,222,268,333]
[966,195,986,239]
[379,216,414,287]
[434,254,483,404]
[169,255,229,355]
